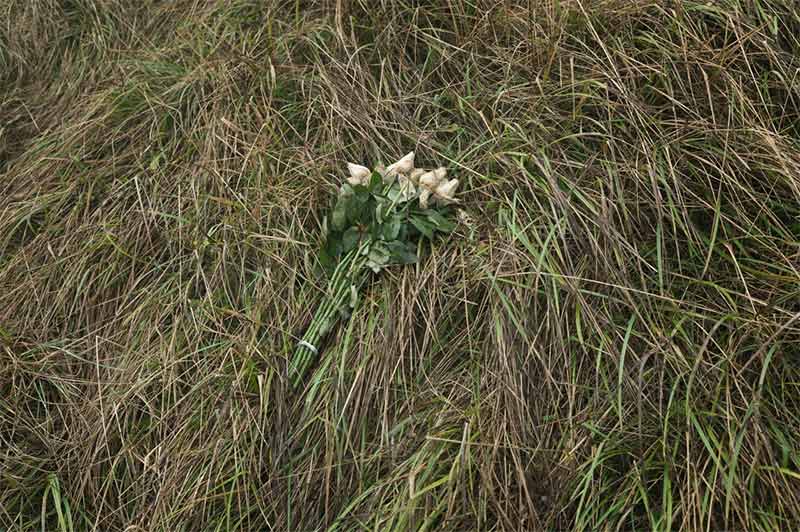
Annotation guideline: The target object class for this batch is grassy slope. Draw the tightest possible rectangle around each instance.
[2,0,800,530]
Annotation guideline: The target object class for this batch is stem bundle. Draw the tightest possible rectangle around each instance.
[288,245,368,387]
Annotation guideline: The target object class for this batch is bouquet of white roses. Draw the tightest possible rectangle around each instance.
[289,152,460,387]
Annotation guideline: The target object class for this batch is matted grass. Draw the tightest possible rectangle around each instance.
[2,1,800,530]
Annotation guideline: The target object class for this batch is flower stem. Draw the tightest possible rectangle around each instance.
[289,244,369,387]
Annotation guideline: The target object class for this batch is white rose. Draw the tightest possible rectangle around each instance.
[419,188,432,209]
[385,151,415,179]
[434,178,459,203]
[346,162,370,185]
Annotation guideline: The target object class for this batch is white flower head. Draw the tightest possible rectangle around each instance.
[419,188,432,209]
[434,178,459,204]
[385,151,415,179]
[346,162,370,185]
[419,167,447,191]
[408,168,424,184]
[342,155,458,208]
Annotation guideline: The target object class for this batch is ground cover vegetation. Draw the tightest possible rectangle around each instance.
[2,0,800,530]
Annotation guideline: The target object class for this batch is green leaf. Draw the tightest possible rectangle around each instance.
[369,171,383,190]
[353,181,372,198]
[342,227,361,252]
[410,216,434,238]
[318,247,335,274]
[386,183,406,202]
[346,195,365,225]
[386,240,417,264]
[425,209,456,233]
[369,242,390,262]
[323,232,343,259]
[381,215,402,241]
[375,201,386,224]
[366,243,391,272]
[331,199,348,230]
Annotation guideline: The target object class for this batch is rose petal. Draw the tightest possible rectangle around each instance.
[347,163,370,181]
[386,151,415,177]
[435,178,459,198]
[419,170,444,190]
[419,188,431,209]
[408,168,424,184]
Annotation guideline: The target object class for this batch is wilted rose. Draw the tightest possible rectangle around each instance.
[385,151,415,178]
[434,178,459,203]
[346,162,371,186]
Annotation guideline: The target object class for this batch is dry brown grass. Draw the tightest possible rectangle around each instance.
[2,1,800,530]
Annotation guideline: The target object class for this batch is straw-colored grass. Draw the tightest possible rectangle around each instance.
[2,1,800,530]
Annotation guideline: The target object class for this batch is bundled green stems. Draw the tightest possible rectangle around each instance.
[288,244,368,387]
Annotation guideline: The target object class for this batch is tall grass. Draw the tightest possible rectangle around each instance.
[2,0,800,530]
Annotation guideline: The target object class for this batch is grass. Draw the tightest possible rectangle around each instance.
[2,0,800,530]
